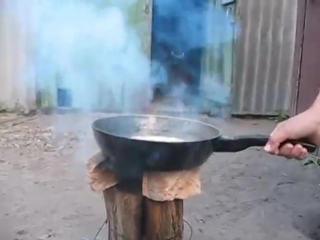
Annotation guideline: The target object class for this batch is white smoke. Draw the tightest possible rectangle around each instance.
[33,0,151,111]
[3,0,238,114]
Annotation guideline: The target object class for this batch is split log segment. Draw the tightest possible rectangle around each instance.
[103,187,143,240]
[145,199,184,240]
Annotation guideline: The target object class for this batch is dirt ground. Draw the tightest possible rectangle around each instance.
[1,112,320,240]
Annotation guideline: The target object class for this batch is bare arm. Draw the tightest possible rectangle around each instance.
[313,91,320,108]
[265,91,320,158]
[309,91,320,115]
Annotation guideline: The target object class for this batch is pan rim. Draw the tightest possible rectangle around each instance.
[92,114,222,144]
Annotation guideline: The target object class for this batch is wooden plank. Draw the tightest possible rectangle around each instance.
[296,0,320,114]
[291,0,307,115]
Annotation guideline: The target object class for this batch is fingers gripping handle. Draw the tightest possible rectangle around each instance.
[280,139,317,153]
[213,135,317,153]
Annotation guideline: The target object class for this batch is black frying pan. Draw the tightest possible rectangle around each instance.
[92,114,316,180]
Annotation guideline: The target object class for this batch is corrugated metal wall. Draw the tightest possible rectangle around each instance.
[0,0,300,115]
[201,0,236,88]
[200,1,236,114]
[232,0,298,115]
[0,1,36,112]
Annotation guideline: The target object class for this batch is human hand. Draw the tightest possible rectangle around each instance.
[264,109,320,159]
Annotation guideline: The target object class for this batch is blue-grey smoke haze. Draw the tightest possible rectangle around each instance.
[11,0,238,112]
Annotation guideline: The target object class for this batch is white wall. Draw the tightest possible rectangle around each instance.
[0,1,36,112]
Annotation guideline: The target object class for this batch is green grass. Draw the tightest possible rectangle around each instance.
[275,109,289,123]
[303,155,320,166]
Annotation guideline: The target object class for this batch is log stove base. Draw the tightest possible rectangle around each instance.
[103,186,184,240]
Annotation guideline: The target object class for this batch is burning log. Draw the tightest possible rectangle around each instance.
[103,186,184,240]
[103,187,142,240]
[88,153,200,240]
[145,198,184,240]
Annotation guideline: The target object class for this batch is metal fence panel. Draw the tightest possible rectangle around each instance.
[232,0,298,115]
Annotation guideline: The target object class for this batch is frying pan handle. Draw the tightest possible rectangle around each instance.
[214,135,317,153]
